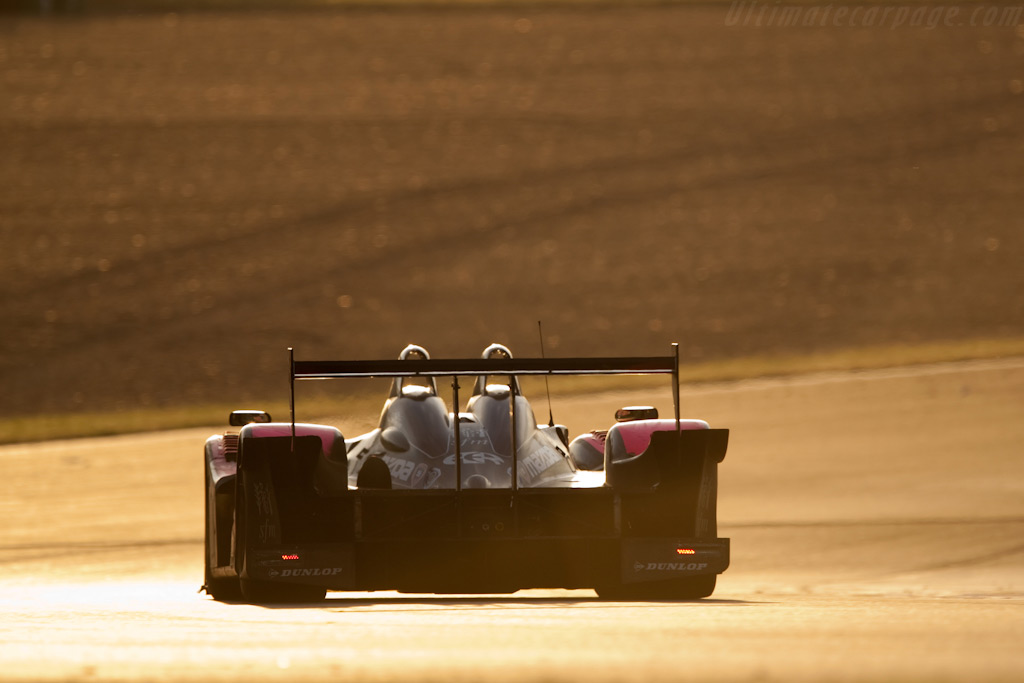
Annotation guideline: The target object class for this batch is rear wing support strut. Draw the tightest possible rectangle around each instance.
[289,347,296,453]
[672,343,681,436]
[452,377,462,491]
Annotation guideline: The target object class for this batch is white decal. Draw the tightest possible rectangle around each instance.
[519,447,562,480]
[411,463,428,487]
[253,482,273,516]
[459,426,493,450]
[641,562,708,572]
[425,468,442,487]
[382,455,417,482]
[280,567,344,577]
[442,452,505,466]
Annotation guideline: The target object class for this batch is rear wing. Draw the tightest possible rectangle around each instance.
[287,345,685,490]
[293,355,676,379]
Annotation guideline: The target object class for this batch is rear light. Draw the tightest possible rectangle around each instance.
[281,554,300,561]
[676,548,696,555]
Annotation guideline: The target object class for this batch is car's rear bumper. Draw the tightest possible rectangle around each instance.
[242,536,729,593]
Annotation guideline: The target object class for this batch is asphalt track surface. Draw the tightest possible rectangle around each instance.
[1,360,1023,682]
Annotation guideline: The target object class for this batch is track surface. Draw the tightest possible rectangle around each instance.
[2,361,1023,681]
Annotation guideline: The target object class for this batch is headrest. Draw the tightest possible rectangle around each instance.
[483,383,511,399]
[400,384,433,400]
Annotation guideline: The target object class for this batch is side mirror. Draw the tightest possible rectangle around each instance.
[229,410,272,427]
[614,406,658,422]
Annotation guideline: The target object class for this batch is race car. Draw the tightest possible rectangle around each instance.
[203,343,730,603]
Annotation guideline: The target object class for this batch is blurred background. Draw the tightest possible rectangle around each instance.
[1,0,1022,424]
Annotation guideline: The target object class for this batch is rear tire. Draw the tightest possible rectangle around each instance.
[596,575,716,601]
[204,467,241,601]
[240,579,327,604]
[204,566,242,601]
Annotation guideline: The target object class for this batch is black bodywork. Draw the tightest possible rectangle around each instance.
[204,345,730,603]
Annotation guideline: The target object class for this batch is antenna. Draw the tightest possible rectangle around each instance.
[537,320,555,427]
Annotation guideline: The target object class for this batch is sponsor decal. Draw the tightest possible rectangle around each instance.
[410,462,429,487]
[382,454,418,483]
[253,482,273,516]
[518,447,563,480]
[425,467,442,487]
[282,567,344,578]
[459,426,494,450]
[442,452,504,466]
[634,561,709,572]
[252,478,279,544]
[268,567,344,578]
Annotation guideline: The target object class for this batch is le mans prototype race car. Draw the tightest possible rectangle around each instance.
[203,343,729,603]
